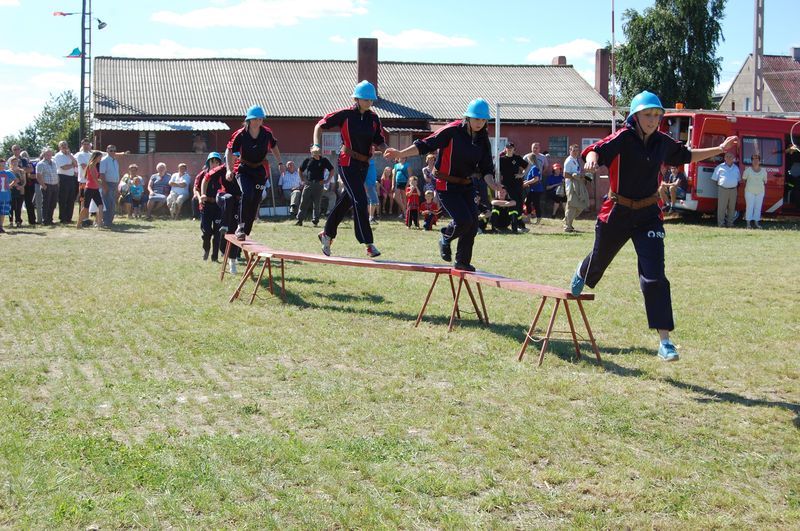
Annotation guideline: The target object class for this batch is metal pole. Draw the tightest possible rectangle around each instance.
[610,0,617,133]
[494,103,500,182]
[79,0,87,142]
[753,0,764,112]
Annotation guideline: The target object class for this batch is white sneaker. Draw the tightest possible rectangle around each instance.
[228,258,237,274]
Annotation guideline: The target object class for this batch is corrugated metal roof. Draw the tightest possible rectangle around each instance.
[384,126,431,134]
[93,119,230,131]
[94,58,613,122]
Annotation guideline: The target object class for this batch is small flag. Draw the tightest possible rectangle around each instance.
[53,11,77,16]
[65,48,82,58]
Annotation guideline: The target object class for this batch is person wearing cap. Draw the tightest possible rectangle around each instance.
[296,147,335,227]
[198,152,227,262]
[384,98,502,271]
[225,105,282,241]
[570,90,738,361]
[498,141,529,231]
[313,80,388,258]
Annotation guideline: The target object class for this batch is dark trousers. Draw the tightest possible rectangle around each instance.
[218,193,241,259]
[236,173,265,236]
[57,174,78,223]
[24,185,37,224]
[406,208,419,228]
[324,163,373,244]
[10,189,23,224]
[42,184,59,224]
[422,212,436,230]
[297,180,323,222]
[200,202,222,261]
[191,196,201,220]
[526,190,544,219]
[438,184,479,265]
[578,205,674,330]
[502,177,525,226]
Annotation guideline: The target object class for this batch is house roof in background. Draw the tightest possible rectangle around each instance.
[763,55,800,112]
[93,119,230,132]
[93,57,613,123]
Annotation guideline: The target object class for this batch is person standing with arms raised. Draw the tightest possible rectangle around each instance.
[384,98,502,271]
[313,80,388,258]
[225,105,283,241]
[569,90,738,362]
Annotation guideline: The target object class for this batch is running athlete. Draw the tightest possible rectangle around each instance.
[198,152,226,262]
[570,90,737,361]
[225,105,283,241]
[313,80,388,258]
[384,98,502,271]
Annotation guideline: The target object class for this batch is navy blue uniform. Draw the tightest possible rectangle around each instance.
[414,120,494,266]
[227,125,278,236]
[318,104,385,244]
[199,165,227,261]
[578,124,691,330]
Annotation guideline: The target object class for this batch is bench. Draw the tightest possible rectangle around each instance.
[443,269,601,366]
[219,236,601,366]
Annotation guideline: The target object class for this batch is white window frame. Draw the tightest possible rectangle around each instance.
[321,132,341,155]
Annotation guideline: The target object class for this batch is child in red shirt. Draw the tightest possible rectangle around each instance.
[405,176,421,228]
[419,190,439,231]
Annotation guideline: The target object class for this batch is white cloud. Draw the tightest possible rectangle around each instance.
[0,49,64,68]
[371,30,476,50]
[329,35,346,44]
[715,76,735,95]
[28,72,81,91]
[513,37,530,44]
[526,38,602,64]
[152,0,367,29]
[577,68,595,86]
[0,0,20,6]
[111,40,267,58]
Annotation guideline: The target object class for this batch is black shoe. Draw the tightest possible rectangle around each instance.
[312,219,319,227]
[438,235,452,262]
[454,262,476,272]
[295,219,303,226]
[203,250,210,260]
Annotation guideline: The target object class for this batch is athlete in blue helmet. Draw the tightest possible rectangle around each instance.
[313,80,388,258]
[225,105,283,245]
[570,90,737,361]
[385,98,502,271]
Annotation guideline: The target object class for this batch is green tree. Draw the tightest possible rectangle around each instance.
[1,90,83,157]
[615,0,726,109]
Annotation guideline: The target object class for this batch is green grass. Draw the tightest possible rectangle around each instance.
[1,213,799,528]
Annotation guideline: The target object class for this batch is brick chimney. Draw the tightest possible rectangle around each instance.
[551,56,567,65]
[595,48,610,101]
[357,38,379,96]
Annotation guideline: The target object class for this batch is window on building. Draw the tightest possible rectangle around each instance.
[138,132,156,154]
[548,136,568,158]
[581,138,601,152]
[742,136,782,167]
[321,132,341,155]
[731,100,736,111]
[745,97,751,111]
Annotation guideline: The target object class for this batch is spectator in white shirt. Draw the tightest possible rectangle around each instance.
[278,160,302,216]
[75,139,92,206]
[54,140,78,224]
[711,151,741,228]
[167,163,191,219]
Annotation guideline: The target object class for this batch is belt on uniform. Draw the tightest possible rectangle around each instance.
[608,191,659,209]
[341,146,370,162]
[239,159,265,168]
[434,170,472,186]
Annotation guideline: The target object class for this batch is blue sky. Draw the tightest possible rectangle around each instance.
[1,0,798,140]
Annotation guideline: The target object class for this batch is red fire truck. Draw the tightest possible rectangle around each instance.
[660,112,800,216]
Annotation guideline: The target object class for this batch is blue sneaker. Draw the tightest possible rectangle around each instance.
[570,262,585,297]
[657,340,680,362]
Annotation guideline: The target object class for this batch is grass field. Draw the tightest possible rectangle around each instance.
[1,212,798,528]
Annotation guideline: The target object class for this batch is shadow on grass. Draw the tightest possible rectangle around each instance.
[601,358,800,429]
[105,222,156,233]
[3,229,48,236]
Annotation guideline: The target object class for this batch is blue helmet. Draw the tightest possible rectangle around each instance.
[206,151,222,164]
[627,91,664,121]
[352,80,377,100]
[464,98,491,120]
[245,105,266,121]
